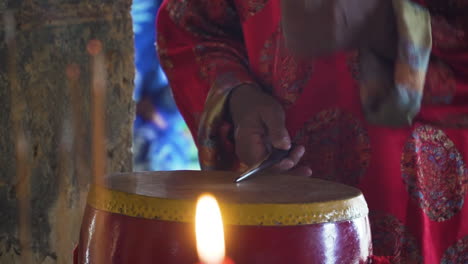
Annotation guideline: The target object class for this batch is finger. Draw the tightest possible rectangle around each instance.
[268,162,312,176]
[260,106,291,150]
[272,145,306,171]
[289,166,313,177]
[273,158,295,171]
[287,145,305,165]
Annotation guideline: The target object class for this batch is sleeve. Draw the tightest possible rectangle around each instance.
[359,0,467,127]
[359,0,432,127]
[156,0,256,171]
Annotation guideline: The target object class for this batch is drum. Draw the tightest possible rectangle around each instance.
[74,171,372,264]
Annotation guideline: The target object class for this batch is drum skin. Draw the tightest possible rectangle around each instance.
[73,171,372,264]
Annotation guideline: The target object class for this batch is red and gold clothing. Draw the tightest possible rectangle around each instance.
[157,0,468,263]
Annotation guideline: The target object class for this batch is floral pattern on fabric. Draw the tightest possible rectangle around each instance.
[234,0,269,22]
[157,0,468,261]
[258,26,314,106]
[166,0,240,38]
[422,59,456,105]
[194,43,251,88]
[431,15,468,51]
[369,212,423,264]
[294,109,371,186]
[440,236,468,264]
[401,125,468,221]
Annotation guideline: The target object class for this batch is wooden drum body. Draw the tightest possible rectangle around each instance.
[74,171,372,263]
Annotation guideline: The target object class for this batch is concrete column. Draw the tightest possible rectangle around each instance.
[0,0,134,263]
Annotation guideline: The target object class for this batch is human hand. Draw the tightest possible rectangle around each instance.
[229,84,312,176]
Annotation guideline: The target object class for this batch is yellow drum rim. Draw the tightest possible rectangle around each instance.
[87,184,369,226]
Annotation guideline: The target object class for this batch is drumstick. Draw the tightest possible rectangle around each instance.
[5,10,33,264]
[235,148,291,183]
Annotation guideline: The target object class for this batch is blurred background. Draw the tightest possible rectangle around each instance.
[131,0,199,171]
[0,0,199,263]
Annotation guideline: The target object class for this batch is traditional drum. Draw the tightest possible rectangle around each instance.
[74,171,371,263]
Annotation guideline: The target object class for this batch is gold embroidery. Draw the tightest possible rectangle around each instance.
[87,184,369,226]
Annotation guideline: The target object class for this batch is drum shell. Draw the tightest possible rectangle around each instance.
[74,205,372,264]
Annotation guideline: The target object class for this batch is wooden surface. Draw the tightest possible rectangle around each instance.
[103,171,363,204]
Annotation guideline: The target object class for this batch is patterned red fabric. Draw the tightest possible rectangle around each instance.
[369,256,394,264]
[157,0,468,263]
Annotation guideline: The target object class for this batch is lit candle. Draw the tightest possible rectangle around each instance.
[195,194,234,264]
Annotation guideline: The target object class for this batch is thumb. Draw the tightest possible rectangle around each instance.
[261,106,291,150]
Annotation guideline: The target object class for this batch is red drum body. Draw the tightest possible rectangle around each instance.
[74,171,372,264]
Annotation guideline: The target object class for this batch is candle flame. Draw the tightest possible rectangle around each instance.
[195,194,225,264]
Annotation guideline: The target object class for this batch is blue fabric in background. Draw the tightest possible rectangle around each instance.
[132,0,199,171]
[132,0,166,102]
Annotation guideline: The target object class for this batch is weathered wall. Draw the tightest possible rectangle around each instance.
[0,0,134,263]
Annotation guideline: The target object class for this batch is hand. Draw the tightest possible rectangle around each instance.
[281,0,397,58]
[229,84,312,176]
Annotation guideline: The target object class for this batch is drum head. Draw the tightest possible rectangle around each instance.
[104,170,361,204]
[89,171,368,225]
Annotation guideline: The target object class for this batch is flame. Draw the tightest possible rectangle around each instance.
[195,194,225,264]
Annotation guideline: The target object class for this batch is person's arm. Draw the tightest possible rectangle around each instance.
[157,0,254,136]
[281,0,432,127]
[157,0,257,170]
[157,1,310,174]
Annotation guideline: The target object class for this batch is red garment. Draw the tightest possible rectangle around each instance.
[369,256,394,264]
[157,0,468,263]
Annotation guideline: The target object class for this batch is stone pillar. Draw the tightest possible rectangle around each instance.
[0,1,134,263]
